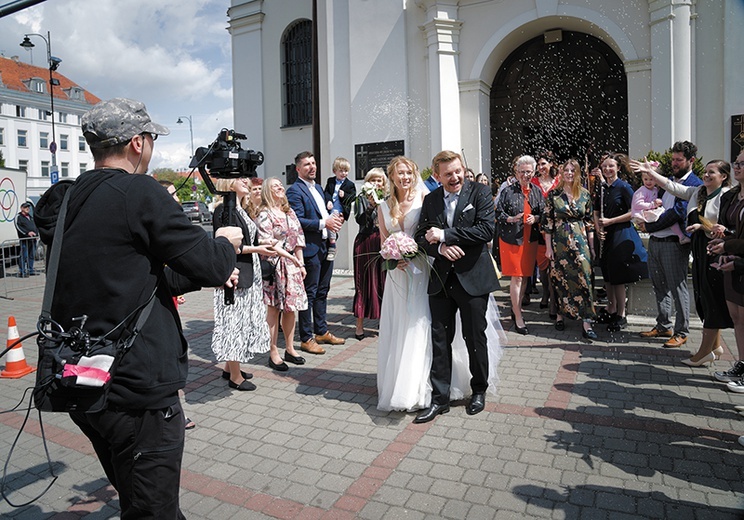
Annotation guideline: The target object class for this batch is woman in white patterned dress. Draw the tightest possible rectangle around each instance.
[211,178,273,391]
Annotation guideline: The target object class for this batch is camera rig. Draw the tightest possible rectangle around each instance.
[190,129,264,305]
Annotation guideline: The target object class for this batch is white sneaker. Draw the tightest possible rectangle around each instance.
[715,361,744,382]
[726,378,744,393]
[735,405,744,411]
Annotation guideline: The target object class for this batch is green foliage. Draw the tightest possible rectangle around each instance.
[0,149,4,167]
[420,167,432,181]
[151,168,212,203]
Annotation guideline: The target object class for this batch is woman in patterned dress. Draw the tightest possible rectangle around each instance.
[256,177,309,371]
[544,159,597,339]
[211,178,273,391]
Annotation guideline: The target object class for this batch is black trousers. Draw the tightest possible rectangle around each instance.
[429,272,490,405]
[70,401,186,520]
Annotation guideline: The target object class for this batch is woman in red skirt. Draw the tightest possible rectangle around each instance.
[496,155,545,334]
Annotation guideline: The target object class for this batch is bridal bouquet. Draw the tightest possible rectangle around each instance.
[380,232,418,271]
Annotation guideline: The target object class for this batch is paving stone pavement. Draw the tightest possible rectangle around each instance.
[0,273,742,519]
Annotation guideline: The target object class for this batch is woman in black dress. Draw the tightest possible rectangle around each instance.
[594,153,648,332]
[353,168,388,339]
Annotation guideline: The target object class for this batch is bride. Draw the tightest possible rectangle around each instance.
[376,156,504,412]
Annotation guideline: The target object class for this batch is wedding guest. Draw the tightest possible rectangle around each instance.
[287,151,346,354]
[211,178,273,391]
[475,173,490,186]
[496,155,544,334]
[632,158,732,365]
[543,159,597,339]
[465,168,476,182]
[256,177,309,371]
[709,151,744,389]
[247,177,263,219]
[638,141,702,347]
[531,150,561,316]
[594,152,648,332]
[353,168,388,340]
[323,156,356,261]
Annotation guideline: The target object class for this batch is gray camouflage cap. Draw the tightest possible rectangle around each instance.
[82,97,170,149]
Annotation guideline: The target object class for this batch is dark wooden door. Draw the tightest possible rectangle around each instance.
[490,31,627,181]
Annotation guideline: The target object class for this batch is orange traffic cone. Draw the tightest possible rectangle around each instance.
[1,316,35,378]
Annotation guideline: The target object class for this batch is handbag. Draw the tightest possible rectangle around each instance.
[33,187,157,413]
[260,258,276,281]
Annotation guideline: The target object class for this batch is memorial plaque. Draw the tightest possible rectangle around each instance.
[354,140,405,180]
[732,114,744,164]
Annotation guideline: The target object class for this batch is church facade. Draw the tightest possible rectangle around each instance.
[228,0,743,268]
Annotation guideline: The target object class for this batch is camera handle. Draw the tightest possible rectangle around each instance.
[220,190,237,306]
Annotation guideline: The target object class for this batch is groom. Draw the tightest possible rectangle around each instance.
[414,150,500,423]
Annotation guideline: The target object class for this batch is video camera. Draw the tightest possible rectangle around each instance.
[189,129,264,190]
[189,129,264,306]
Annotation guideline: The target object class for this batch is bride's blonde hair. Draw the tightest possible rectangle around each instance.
[386,156,420,228]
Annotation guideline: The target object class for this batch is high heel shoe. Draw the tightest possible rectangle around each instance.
[713,346,724,357]
[514,324,529,335]
[681,351,717,367]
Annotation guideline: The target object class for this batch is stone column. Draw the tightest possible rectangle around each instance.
[649,0,694,148]
[419,1,463,154]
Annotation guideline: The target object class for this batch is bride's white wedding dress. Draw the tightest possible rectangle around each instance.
[377,194,504,412]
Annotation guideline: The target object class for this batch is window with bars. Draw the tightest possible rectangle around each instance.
[282,20,313,127]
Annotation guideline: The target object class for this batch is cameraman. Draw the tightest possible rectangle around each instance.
[34,98,242,520]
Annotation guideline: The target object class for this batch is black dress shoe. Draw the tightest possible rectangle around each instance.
[228,379,256,391]
[555,320,565,331]
[413,403,450,424]
[355,333,365,340]
[582,329,598,340]
[268,359,289,372]
[284,352,306,365]
[222,370,253,380]
[514,324,529,335]
[549,313,557,321]
[466,393,486,415]
[539,301,549,309]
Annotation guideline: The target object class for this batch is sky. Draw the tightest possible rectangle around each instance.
[0,0,234,171]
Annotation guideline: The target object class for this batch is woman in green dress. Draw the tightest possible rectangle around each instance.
[544,159,598,340]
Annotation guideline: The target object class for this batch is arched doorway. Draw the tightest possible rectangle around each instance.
[490,31,627,180]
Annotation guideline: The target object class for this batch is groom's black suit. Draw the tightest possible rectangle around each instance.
[415,180,500,405]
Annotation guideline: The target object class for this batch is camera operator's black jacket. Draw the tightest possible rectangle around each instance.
[35,168,235,410]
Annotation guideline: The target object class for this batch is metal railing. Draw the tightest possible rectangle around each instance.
[0,237,46,299]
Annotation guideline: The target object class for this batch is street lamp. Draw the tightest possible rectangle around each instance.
[20,31,61,182]
[176,116,194,158]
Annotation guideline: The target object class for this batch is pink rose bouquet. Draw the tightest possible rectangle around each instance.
[380,232,418,271]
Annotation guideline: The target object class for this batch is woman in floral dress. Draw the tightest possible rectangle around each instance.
[211,178,273,391]
[544,159,597,339]
[256,177,309,371]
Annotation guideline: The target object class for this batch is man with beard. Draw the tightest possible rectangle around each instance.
[638,141,702,348]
